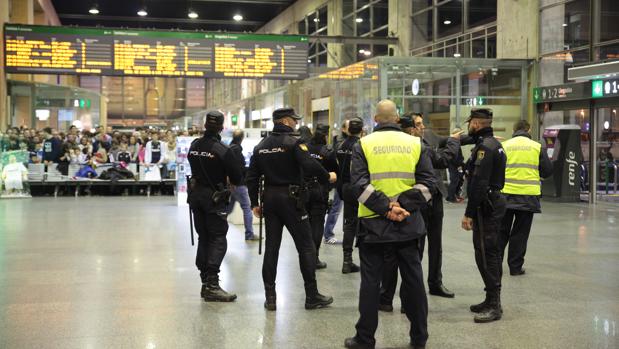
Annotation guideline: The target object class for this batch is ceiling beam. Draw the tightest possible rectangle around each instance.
[58,14,263,26]
[309,36,399,45]
[150,0,291,4]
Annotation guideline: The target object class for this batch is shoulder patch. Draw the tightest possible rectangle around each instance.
[477,150,485,160]
[299,144,308,151]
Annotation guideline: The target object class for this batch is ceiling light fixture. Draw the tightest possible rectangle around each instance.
[453,52,461,58]
[313,18,319,22]
[188,10,198,19]
[89,7,99,15]
[363,50,372,57]
[233,14,243,21]
[355,18,363,23]
[137,9,148,17]
[444,20,452,25]
[562,23,568,27]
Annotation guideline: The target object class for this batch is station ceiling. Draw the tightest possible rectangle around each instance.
[50,0,296,32]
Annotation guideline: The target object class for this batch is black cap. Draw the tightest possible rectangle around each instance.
[398,115,414,129]
[465,108,493,123]
[273,107,302,121]
[348,117,364,134]
[205,110,224,127]
[315,124,330,135]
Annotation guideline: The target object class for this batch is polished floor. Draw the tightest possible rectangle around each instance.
[0,197,617,349]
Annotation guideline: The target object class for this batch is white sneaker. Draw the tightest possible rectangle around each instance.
[324,237,339,245]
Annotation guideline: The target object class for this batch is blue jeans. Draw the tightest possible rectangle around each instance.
[323,190,342,240]
[226,185,254,238]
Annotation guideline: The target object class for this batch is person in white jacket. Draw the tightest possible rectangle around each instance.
[143,131,168,178]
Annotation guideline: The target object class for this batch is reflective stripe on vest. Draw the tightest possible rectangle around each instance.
[358,130,421,218]
[502,136,541,195]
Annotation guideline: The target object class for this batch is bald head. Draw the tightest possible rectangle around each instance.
[374,99,399,124]
[232,129,244,144]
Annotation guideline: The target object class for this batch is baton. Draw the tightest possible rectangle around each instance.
[476,207,487,270]
[189,205,195,246]
[258,176,264,255]
[186,175,195,246]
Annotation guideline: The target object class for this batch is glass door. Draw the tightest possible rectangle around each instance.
[595,106,619,202]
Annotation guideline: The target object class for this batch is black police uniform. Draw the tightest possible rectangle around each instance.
[187,111,243,302]
[305,124,338,269]
[335,118,364,274]
[246,108,334,310]
[464,110,507,323]
[346,122,436,349]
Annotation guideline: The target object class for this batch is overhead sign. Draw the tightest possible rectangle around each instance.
[533,83,588,103]
[592,78,619,98]
[4,24,309,80]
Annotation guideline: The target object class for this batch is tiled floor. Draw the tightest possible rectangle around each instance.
[0,197,617,348]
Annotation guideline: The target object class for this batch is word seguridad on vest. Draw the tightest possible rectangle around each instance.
[372,145,412,155]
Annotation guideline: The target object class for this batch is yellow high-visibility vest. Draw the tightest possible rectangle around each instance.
[502,136,541,195]
[358,130,421,218]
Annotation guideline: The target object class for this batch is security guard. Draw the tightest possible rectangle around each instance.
[305,124,339,269]
[335,117,364,274]
[461,108,507,323]
[345,100,435,349]
[187,111,243,302]
[379,113,461,312]
[500,120,553,275]
[246,107,337,311]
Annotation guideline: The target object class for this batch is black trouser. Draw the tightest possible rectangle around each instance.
[189,187,228,283]
[263,186,318,296]
[342,199,359,253]
[356,240,428,347]
[306,183,329,260]
[419,192,444,288]
[472,195,506,295]
[447,166,463,201]
[499,209,534,273]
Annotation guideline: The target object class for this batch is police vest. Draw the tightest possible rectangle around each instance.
[358,130,421,218]
[502,136,541,195]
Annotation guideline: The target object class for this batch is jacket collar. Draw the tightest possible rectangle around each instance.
[203,130,221,141]
[472,127,494,143]
[374,123,402,132]
[273,123,294,133]
[512,130,531,139]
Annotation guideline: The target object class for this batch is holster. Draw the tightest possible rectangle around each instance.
[289,184,308,211]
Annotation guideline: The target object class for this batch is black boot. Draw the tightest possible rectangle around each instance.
[428,284,455,298]
[264,285,276,311]
[202,277,237,302]
[316,257,327,269]
[469,292,491,313]
[474,292,502,323]
[342,251,360,274]
[305,292,333,309]
[344,336,375,349]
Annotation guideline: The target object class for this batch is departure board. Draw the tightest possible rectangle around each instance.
[3,24,309,80]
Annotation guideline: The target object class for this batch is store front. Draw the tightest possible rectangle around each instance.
[7,80,103,131]
[210,57,529,141]
[535,80,619,203]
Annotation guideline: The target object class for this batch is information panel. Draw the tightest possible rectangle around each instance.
[4,24,309,80]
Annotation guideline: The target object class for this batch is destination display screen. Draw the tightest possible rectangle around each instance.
[4,24,309,80]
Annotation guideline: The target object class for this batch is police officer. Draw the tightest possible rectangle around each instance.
[305,124,339,269]
[499,120,553,275]
[335,117,364,274]
[246,107,337,311]
[187,111,243,302]
[345,100,435,349]
[461,108,507,323]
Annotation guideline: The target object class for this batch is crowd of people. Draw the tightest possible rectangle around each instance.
[0,125,205,177]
